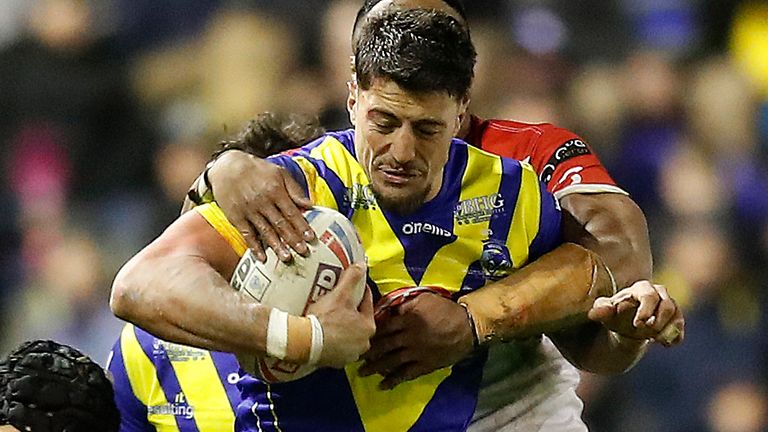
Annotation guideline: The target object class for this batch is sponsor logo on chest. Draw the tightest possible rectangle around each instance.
[401,221,453,237]
[454,193,505,225]
[148,392,195,419]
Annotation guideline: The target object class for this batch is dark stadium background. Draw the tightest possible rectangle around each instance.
[1,1,767,431]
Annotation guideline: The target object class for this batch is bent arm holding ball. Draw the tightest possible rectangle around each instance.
[110,208,375,368]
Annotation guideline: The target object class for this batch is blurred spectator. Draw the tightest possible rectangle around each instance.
[0,0,157,205]
[609,51,685,222]
[1,228,123,365]
[0,0,160,275]
[0,0,27,49]
[585,221,768,432]
[686,57,768,266]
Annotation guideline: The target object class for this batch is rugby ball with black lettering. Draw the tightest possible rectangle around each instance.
[230,206,366,382]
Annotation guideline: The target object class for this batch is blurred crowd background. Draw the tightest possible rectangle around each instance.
[0,0,767,431]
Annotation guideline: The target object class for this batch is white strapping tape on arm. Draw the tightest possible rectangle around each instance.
[266,308,289,360]
[307,314,324,365]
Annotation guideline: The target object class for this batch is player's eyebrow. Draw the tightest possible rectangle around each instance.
[368,109,446,128]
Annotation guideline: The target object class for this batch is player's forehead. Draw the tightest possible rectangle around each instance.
[361,79,460,124]
[366,0,466,25]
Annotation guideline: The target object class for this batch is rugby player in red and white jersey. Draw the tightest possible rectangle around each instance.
[150,1,682,430]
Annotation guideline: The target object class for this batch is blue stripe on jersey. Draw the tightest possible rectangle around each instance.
[134,329,200,432]
[109,338,153,432]
[237,369,364,431]
[302,156,352,216]
[487,157,522,244]
[528,180,562,261]
[458,157,528,294]
[409,350,488,432]
[268,156,309,198]
[280,133,333,158]
[325,129,357,156]
[271,151,352,217]
[382,141,467,284]
[237,377,280,432]
[209,352,242,414]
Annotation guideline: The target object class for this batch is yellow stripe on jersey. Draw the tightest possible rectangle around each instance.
[120,325,181,432]
[420,148,502,290]
[293,156,339,210]
[309,136,356,182]
[508,162,542,268]
[195,202,247,257]
[346,363,452,432]
[170,352,235,430]
[312,137,415,293]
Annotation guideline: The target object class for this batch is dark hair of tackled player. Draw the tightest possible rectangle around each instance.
[214,112,326,159]
[354,9,476,102]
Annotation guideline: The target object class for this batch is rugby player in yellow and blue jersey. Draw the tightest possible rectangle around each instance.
[219,10,559,430]
[112,8,631,432]
[107,113,329,432]
[107,325,241,432]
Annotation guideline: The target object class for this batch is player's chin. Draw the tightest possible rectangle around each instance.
[373,187,427,215]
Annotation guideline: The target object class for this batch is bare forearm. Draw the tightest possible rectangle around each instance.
[550,321,649,374]
[560,193,652,286]
[553,193,653,373]
[111,253,269,356]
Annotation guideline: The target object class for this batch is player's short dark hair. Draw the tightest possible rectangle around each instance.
[352,0,468,46]
[354,8,476,100]
[214,112,326,159]
[0,340,120,432]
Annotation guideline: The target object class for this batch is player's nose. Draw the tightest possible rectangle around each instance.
[389,127,417,164]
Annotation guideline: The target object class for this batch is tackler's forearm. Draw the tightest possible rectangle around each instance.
[458,243,616,344]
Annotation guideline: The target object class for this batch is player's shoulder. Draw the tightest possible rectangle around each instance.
[462,137,536,177]
[472,116,581,144]
[280,128,356,159]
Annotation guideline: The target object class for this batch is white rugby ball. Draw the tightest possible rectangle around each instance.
[230,206,366,382]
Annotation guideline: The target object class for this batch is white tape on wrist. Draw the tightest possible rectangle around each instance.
[266,309,289,360]
[307,314,324,365]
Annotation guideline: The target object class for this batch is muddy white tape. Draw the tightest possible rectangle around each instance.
[266,309,289,360]
[307,314,324,365]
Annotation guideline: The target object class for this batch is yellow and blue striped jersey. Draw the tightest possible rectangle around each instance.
[107,324,241,432]
[196,129,562,432]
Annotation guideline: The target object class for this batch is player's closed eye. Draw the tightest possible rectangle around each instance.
[372,121,396,134]
[415,126,440,138]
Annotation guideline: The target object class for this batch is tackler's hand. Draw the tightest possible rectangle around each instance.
[359,288,475,390]
[589,280,685,347]
[208,150,315,262]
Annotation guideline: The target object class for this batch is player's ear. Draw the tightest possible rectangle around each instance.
[347,79,359,124]
[454,96,470,135]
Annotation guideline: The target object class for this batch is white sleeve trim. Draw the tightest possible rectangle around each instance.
[553,184,628,200]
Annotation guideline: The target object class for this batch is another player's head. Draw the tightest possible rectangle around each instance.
[351,0,468,48]
[215,112,326,158]
[348,8,476,214]
[0,340,120,432]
